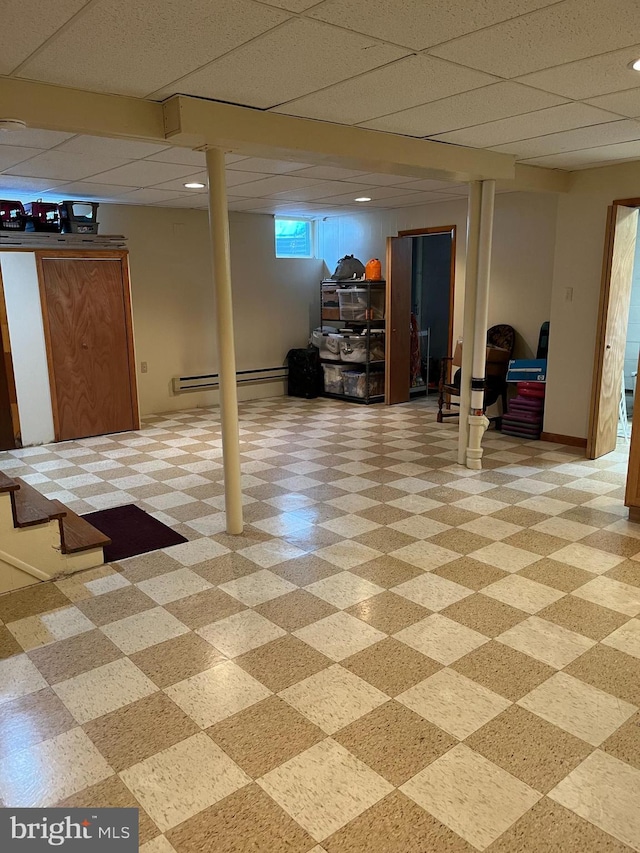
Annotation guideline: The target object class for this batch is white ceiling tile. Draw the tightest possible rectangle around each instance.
[145,148,207,167]
[5,151,131,181]
[516,44,640,99]
[225,170,275,187]
[82,161,201,187]
[227,198,274,212]
[226,158,311,174]
[395,179,468,192]
[309,0,558,51]
[491,119,640,158]
[258,0,319,9]
[0,129,75,149]
[268,181,359,202]
[272,55,498,124]
[52,182,139,200]
[230,175,324,197]
[361,82,566,137]
[153,18,408,108]
[586,88,640,118]
[429,0,640,77]
[17,0,289,97]
[431,103,621,148]
[55,135,170,159]
[289,165,369,180]
[0,147,45,171]
[113,188,195,204]
[520,140,640,168]
[154,195,209,209]
[0,176,66,195]
[340,172,418,186]
[323,184,422,201]
[150,172,208,193]
[0,1,88,74]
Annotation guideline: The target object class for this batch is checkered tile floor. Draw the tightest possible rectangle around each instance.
[0,396,639,852]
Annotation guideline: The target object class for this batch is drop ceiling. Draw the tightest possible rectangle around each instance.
[0,0,639,196]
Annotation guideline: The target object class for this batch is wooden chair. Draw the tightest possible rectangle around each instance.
[437,325,515,423]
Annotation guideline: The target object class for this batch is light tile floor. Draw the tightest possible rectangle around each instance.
[0,396,639,851]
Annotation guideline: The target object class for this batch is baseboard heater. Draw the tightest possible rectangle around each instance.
[172,366,288,394]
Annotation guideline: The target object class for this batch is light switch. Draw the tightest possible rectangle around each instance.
[141,361,148,374]
[564,287,573,302]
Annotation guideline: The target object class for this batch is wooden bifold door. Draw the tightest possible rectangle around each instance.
[38,254,139,442]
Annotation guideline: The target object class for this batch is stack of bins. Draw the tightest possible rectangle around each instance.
[501,381,545,439]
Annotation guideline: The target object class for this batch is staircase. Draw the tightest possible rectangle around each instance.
[0,472,110,594]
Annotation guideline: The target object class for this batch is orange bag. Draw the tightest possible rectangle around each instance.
[365,258,382,280]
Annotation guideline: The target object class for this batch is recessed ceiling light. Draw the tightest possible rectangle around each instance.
[355,196,372,202]
[184,181,206,189]
[630,58,640,71]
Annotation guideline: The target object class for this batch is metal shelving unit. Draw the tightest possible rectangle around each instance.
[318,279,386,404]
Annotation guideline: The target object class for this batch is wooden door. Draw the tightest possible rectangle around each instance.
[386,236,412,405]
[0,269,19,450]
[39,256,139,441]
[587,205,639,458]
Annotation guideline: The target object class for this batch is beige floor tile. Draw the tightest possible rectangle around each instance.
[305,571,384,609]
[129,632,225,689]
[334,700,456,786]
[166,784,314,853]
[0,624,22,660]
[342,637,441,696]
[387,516,450,540]
[392,573,472,612]
[269,554,341,586]
[425,505,480,527]
[348,555,423,588]
[482,575,565,614]
[254,589,337,631]
[100,606,189,655]
[518,671,636,746]
[197,609,286,657]
[549,750,640,851]
[77,585,156,627]
[603,618,640,659]
[606,560,640,588]
[163,587,245,629]
[501,528,569,557]
[0,582,70,623]
[279,664,388,734]
[27,629,123,685]
[564,643,640,705]
[497,616,595,669]
[6,606,94,651]
[401,744,540,850]
[0,653,49,705]
[582,530,640,559]
[551,543,625,575]
[207,696,325,778]
[118,551,184,584]
[121,732,251,832]
[235,635,331,692]
[602,710,640,772]
[459,516,524,541]
[441,593,528,638]
[519,558,594,592]
[397,668,510,739]
[469,541,541,572]
[531,517,598,542]
[54,565,120,603]
[452,640,555,701]
[538,596,628,641]
[0,727,113,807]
[322,790,475,853]
[52,657,158,724]
[314,541,383,570]
[432,557,508,591]
[0,687,76,760]
[389,541,459,571]
[573,576,640,617]
[346,591,429,634]
[140,837,175,853]
[294,611,386,662]
[395,614,488,665]
[467,704,593,793]
[258,738,394,842]
[487,796,633,852]
[136,568,213,605]
[319,514,380,538]
[165,660,271,728]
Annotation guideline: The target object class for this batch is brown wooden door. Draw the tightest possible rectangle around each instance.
[40,256,138,441]
[587,205,639,458]
[386,236,412,405]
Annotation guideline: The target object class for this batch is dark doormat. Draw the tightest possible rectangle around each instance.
[82,504,188,562]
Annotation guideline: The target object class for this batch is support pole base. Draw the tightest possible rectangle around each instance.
[466,413,490,470]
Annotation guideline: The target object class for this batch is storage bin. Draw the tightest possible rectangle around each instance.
[321,285,340,321]
[338,287,384,321]
[24,201,60,232]
[58,201,100,234]
[322,363,347,394]
[343,369,385,398]
[0,200,26,231]
[312,329,341,360]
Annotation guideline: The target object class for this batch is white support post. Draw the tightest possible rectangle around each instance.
[457,182,482,464]
[466,179,496,470]
[206,147,243,534]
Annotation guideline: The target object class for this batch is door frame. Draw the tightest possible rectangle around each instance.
[35,249,140,441]
[0,264,22,447]
[397,224,457,387]
[587,199,640,458]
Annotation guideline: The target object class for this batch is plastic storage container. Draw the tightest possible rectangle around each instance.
[0,200,26,231]
[24,201,61,232]
[58,201,100,234]
[321,285,340,320]
[343,370,385,398]
[338,287,384,321]
[322,364,347,394]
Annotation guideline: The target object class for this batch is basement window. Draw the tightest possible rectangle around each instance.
[275,217,314,258]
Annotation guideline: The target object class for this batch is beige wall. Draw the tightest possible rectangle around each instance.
[318,191,558,359]
[545,161,640,439]
[98,205,323,416]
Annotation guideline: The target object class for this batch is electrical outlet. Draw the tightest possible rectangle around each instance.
[564,287,573,302]
[140,361,148,374]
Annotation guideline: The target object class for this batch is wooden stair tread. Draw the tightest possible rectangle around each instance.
[0,471,19,493]
[12,478,66,528]
[50,501,111,554]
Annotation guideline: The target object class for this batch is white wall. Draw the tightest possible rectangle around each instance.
[98,205,324,416]
[318,191,558,360]
[545,161,640,439]
[0,253,55,446]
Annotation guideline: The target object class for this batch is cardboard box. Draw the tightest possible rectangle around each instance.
[452,340,510,376]
[507,359,547,382]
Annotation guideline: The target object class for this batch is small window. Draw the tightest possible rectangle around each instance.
[275,217,314,258]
